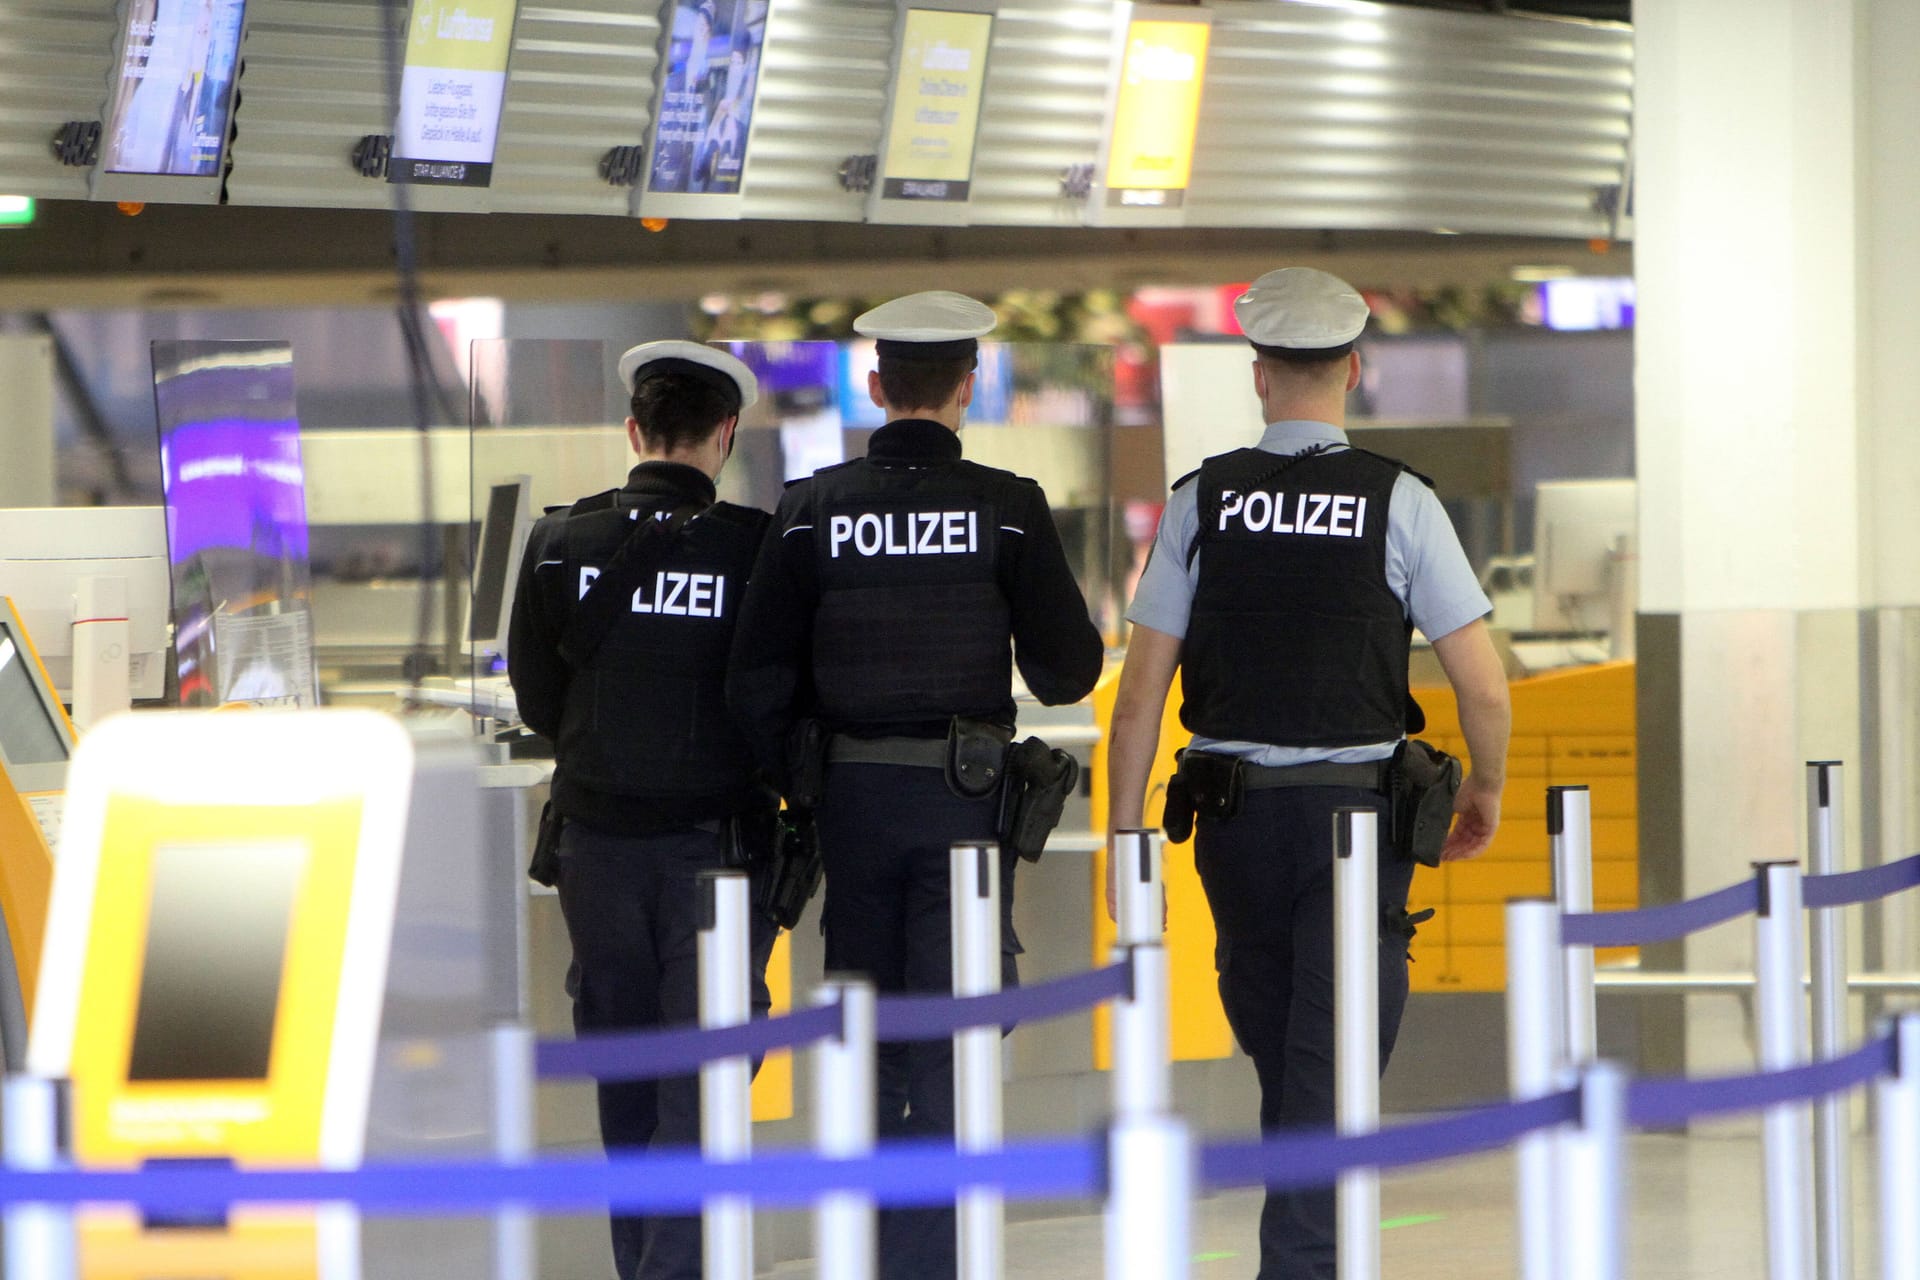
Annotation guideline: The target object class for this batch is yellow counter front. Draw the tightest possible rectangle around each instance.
[1089,658,1639,1065]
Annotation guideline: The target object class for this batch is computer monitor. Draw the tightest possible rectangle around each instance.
[0,507,172,702]
[0,607,74,792]
[1531,479,1636,634]
[464,477,532,669]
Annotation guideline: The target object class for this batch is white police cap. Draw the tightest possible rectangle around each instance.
[1234,268,1370,353]
[853,291,996,361]
[617,340,759,411]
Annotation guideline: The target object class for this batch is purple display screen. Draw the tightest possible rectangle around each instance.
[157,418,311,566]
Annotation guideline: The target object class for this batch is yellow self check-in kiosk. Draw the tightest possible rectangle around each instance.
[0,597,78,1043]
[26,710,415,1279]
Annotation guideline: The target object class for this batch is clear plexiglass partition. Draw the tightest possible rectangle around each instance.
[153,339,323,708]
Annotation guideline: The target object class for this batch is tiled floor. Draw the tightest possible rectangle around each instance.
[759,1130,1875,1278]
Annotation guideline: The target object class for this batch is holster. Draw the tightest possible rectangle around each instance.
[1178,750,1247,822]
[946,716,1013,800]
[756,808,824,931]
[785,718,829,810]
[997,737,1079,863]
[527,799,564,888]
[1161,772,1196,844]
[1390,739,1463,867]
[724,788,782,872]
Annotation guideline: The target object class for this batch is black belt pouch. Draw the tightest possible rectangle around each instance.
[528,799,564,888]
[1179,750,1246,823]
[947,716,1014,799]
[786,717,829,809]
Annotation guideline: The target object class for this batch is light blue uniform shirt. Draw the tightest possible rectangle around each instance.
[1126,420,1492,766]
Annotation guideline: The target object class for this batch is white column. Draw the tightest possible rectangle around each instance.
[1633,0,1920,1076]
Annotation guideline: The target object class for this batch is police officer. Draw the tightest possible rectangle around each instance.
[507,341,777,1280]
[1105,269,1512,1280]
[727,291,1104,1280]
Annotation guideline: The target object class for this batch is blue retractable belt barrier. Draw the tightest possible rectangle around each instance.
[1803,852,1920,909]
[0,1138,1105,1216]
[1201,1090,1583,1192]
[1625,1033,1895,1129]
[537,1002,844,1083]
[536,961,1133,1082]
[873,962,1132,1043]
[1560,878,1762,948]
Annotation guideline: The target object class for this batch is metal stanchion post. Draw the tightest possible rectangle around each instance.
[1107,941,1184,1280]
[2,1075,74,1280]
[1106,1114,1193,1280]
[1805,760,1850,1280]
[1112,828,1164,947]
[1550,785,1597,1065]
[1560,1061,1627,1280]
[951,841,1003,1280]
[698,870,754,1280]
[1755,860,1816,1280]
[1506,898,1566,1280]
[814,977,877,1280]
[1334,807,1380,1280]
[489,1023,537,1280]
[1877,1014,1920,1280]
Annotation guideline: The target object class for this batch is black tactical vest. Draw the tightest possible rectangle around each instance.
[805,456,1016,729]
[1182,445,1417,747]
[549,490,768,815]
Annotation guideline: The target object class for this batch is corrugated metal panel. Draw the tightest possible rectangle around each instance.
[1187,1,1633,238]
[224,0,390,210]
[0,2,117,199]
[968,0,1114,228]
[739,0,893,224]
[489,2,659,216]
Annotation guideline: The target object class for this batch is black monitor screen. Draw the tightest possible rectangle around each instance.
[0,620,66,768]
[102,0,249,177]
[127,841,306,1082]
[468,483,521,644]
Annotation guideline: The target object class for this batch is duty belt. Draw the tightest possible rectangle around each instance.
[827,734,947,769]
[1240,759,1388,793]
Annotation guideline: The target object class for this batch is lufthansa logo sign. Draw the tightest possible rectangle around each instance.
[1217,491,1369,539]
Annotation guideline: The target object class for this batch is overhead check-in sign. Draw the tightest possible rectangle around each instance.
[869,2,996,226]
[1090,4,1212,227]
[390,0,520,187]
[638,0,774,220]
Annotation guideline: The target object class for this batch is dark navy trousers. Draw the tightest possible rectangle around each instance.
[554,821,776,1280]
[1192,785,1419,1280]
[815,762,1020,1280]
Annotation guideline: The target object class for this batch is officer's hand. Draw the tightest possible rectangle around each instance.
[1439,778,1501,862]
[1103,842,1119,922]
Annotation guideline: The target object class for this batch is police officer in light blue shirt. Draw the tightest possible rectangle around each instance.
[1106,268,1512,1280]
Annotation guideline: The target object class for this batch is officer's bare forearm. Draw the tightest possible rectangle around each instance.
[1431,619,1511,790]
[1105,624,1182,833]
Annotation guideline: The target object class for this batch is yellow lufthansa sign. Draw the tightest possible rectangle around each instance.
[1104,17,1211,208]
[879,9,995,203]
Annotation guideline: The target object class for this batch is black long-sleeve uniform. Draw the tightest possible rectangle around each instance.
[723,417,1102,1280]
[726,417,1104,773]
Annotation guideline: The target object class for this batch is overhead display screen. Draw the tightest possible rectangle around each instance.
[1097,10,1211,219]
[877,9,994,205]
[101,0,248,178]
[390,0,520,187]
[646,0,770,203]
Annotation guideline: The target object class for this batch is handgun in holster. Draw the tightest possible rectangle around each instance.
[723,787,782,872]
[1389,739,1463,867]
[757,807,823,931]
[997,736,1080,863]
